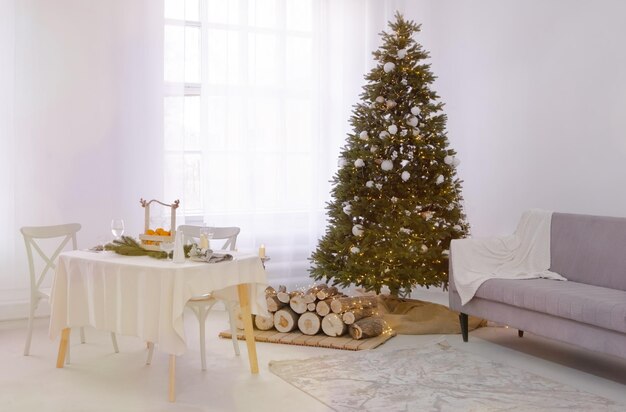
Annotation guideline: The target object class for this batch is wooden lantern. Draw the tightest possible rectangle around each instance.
[138,198,180,251]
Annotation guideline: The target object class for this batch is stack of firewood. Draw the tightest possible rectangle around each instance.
[249,284,387,340]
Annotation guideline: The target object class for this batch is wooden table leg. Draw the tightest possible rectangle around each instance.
[237,284,259,374]
[56,328,70,368]
[168,355,176,402]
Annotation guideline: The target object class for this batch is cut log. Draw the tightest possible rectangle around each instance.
[254,314,275,331]
[289,293,308,314]
[342,307,377,325]
[349,316,386,340]
[277,290,301,304]
[315,298,334,317]
[307,302,317,312]
[316,286,339,300]
[265,285,277,297]
[274,307,299,333]
[305,284,328,303]
[321,313,347,337]
[330,296,378,314]
[266,295,286,313]
[297,312,322,335]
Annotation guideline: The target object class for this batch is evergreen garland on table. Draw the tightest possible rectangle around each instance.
[105,236,192,259]
[309,12,469,297]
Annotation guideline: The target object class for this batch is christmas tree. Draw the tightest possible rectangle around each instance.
[310,13,469,296]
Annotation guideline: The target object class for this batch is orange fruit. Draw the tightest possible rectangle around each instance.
[146,229,156,235]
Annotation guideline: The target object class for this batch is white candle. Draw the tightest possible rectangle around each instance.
[259,244,266,258]
[199,234,209,249]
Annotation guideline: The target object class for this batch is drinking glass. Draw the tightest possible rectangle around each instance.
[111,219,125,239]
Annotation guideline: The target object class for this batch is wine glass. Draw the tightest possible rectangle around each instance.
[160,242,175,260]
[111,219,125,239]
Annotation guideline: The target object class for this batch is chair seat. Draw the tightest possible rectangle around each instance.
[187,293,215,302]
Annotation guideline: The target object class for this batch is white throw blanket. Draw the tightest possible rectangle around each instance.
[451,209,567,305]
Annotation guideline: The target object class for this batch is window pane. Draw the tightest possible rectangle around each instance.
[284,154,312,208]
[185,0,200,21]
[248,33,278,86]
[164,96,184,151]
[164,153,203,213]
[165,0,199,21]
[207,29,240,85]
[185,26,201,83]
[249,0,278,29]
[285,98,312,152]
[286,0,312,31]
[206,96,243,151]
[164,25,184,82]
[285,37,312,88]
[207,0,239,25]
[164,0,184,20]
[248,97,281,151]
[164,96,200,151]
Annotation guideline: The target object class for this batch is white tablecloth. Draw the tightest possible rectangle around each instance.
[49,250,269,356]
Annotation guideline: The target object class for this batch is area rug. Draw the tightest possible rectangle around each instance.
[219,328,396,350]
[269,339,624,412]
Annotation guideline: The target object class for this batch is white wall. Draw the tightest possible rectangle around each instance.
[0,0,163,318]
[404,0,626,236]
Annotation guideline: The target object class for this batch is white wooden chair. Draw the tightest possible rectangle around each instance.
[21,223,119,362]
[146,225,241,370]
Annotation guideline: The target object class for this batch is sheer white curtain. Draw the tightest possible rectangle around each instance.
[164,0,408,286]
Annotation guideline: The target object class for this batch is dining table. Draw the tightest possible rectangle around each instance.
[49,249,269,401]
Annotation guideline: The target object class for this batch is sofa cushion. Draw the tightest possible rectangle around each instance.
[475,278,626,334]
[551,213,626,291]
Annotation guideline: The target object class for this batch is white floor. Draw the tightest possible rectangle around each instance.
[1,306,625,412]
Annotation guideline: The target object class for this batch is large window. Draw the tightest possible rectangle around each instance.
[164,0,321,282]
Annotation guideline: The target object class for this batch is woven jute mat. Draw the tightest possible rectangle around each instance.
[219,329,396,351]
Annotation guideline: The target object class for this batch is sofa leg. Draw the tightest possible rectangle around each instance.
[518,330,524,338]
[459,313,468,342]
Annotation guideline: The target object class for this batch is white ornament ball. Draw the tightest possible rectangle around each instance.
[379,131,390,139]
[383,62,396,73]
[354,196,360,201]
[397,48,407,59]
[400,159,410,168]
[338,157,347,168]
[391,197,398,203]
[421,244,429,253]
[404,210,412,216]
[352,224,364,237]
[365,180,374,188]
[436,175,444,185]
[343,204,352,215]
[452,157,461,167]
[388,124,398,135]
[386,100,397,109]
[350,246,360,254]
[444,155,454,165]
[375,183,383,190]
[453,225,462,232]
[381,159,393,171]
[407,116,418,127]
[359,131,368,140]
[370,146,378,153]
[411,106,421,116]
[401,78,408,85]
[401,171,410,181]
[375,96,385,103]
[354,159,365,168]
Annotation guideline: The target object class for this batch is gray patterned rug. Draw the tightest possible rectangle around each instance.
[269,339,623,412]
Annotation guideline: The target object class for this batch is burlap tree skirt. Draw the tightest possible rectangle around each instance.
[377,295,486,335]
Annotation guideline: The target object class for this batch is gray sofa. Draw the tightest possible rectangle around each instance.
[449,212,626,360]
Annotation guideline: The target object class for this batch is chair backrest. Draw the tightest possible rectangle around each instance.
[20,223,81,295]
[178,225,240,251]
